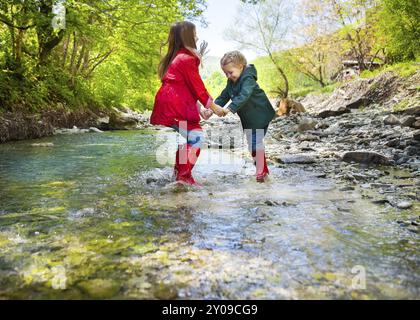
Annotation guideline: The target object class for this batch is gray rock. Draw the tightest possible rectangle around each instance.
[317,106,350,119]
[342,151,391,165]
[89,127,103,133]
[407,227,418,234]
[323,122,341,134]
[298,118,318,132]
[395,155,409,165]
[385,139,400,148]
[276,154,317,164]
[405,146,419,156]
[96,116,110,129]
[396,201,413,209]
[340,186,355,191]
[401,106,420,116]
[413,130,420,141]
[31,143,54,147]
[314,173,327,178]
[298,134,320,142]
[107,108,139,130]
[71,208,95,218]
[383,114,401,125]
[346,97,371,109]
[400,116,416,127]
[316,122,329,130]
[397,220,411,226]
[412,120,420,129]
[372,199,390,205]
[54,126,89,135]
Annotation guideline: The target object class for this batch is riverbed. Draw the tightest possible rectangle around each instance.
[0,129,418,299]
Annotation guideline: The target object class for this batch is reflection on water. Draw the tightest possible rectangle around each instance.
[0,130,418,299]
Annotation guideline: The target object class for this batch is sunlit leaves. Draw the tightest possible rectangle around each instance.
[0,0,208,111]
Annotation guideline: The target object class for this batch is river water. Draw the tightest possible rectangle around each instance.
[0,130,418,299]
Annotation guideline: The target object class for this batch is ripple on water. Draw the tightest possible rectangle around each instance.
[0,132,419,299]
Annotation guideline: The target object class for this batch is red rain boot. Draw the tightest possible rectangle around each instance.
[252,150,269,183]
[175,144,201,185]
[188,145,201,185]
[174,147,180,180]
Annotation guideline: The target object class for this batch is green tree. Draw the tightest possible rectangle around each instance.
[0,0,207,112]
[225,0,294,98]
[204,70,225,97]
[376,0,420,62]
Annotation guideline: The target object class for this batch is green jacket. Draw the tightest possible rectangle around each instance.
[215,64,275,129]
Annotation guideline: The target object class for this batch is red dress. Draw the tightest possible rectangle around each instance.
[150,48,213,131]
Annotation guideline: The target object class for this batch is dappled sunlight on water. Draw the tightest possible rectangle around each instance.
[0,130,418,299]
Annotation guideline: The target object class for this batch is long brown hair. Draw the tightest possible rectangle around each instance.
[158,21,199,80]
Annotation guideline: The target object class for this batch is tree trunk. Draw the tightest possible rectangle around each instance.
[318,66,325,87]
[82,46,91,76]
[75,38,86,75]
[38,29,65,65]
[8,26,16,60]
[268,52,289,98]
[85,49,114,79]
[36,0,65,65]
[61,34,71,67]
[15,29,24,66]
[69,32,78,79]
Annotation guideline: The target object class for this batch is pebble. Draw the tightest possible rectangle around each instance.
[31,143,54,147]
[339,186,355,191]
[396,201,413,209]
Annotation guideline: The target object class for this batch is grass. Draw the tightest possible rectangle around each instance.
[290,59,419,99]
[290,82,339,98]
[361,60,419,79]
[392,99,410,112]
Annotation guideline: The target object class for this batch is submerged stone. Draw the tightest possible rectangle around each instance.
[396,201,413,209]
[31,143,54,147]
[78,279,120,299]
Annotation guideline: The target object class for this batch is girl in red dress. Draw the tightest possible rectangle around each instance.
[150,21,224,185]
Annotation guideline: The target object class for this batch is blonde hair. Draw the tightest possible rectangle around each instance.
[220,51,247,68]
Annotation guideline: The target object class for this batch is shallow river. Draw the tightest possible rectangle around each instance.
[0,130,418,299]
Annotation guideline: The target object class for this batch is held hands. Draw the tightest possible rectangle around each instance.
[210,103,229,117]
[217,107,230,117]
[200,108,213,120]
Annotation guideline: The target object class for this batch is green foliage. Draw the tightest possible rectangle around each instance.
[0,0,206,113]
[248,0,419,99]
[204,71,226,98]
[360,60,419,78]
[252,53,320,98]
[392,99,410,112]
[1,0,419,115]
[376,0,420,62]
[290,83,339,98]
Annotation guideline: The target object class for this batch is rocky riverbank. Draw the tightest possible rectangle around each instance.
[201,69,420,234]
[0,105,151,143]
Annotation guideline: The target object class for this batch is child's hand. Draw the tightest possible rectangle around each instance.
[222,108,230,117]
[204,109,213,119]
[211,103,225,117]
[200,108,213,120]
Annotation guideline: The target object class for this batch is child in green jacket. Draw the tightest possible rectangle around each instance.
[215,51,275,182]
